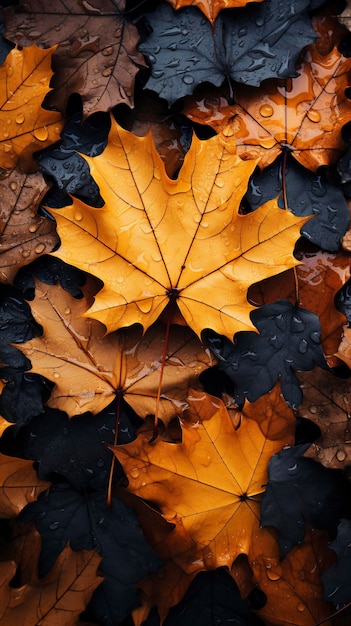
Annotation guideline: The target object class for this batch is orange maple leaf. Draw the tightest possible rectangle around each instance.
[48,116,308,340]
[112,389,295,574]
[165,0,262,25]
[0,453,50,517]
[16,276,213,420]
[183,42,351,170]
[0,45,63,171]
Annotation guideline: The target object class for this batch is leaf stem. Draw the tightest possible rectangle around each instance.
[106,389,122,508]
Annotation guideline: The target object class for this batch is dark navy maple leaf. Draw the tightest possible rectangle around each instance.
[322,519,351,606]
[206,300,327,409]
[138,0,318,104]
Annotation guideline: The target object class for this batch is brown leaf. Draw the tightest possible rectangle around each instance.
[48,117,308,340]
[0,45,63,172]
[0,524,102,625]
[0,453,50,517]
[183,41,351,170]
[298,367,351,469]
[165,0,263,25]
[112,390,295,574]
[16,276,214,421]
[251,528,335,626]
[0,168,58,283]
[248,245,351,368]
[5,0,146,118]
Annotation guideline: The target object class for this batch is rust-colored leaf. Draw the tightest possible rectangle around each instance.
[297,367,351,469]
[113,389,295,574]
[251,528,336,626]
[0,168,58,283]
[0,524,102,625]
[5,0,146,118]
[16,276,214,420]
[0,45,63,172]
[165,0,263,25]
[183,42,351,170]
[248,245,351,367]
[48,117,308,340]
[0,453,50,517]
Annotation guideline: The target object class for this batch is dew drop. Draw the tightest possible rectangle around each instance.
[152,252,162,262]
[215,179,224,188]
[33,127,49,141]
[28,223,39,233]
[7,66,13,76]
[15,113,25,124]
[298,339,308,354]
[130,467,140,479]
[297,603,305,612]
[117,275,124,284]
[136,298,153,313]
[183,74,194,85]
[97,458,105,467]
[102,46,113,56]
[3,131,9,138]
[151,70,164,78]
[336,449,346,462]
[35,243,46,254]
[21,249,31,258]
[256,17,264,26]
[53,372,60,379]
[259,104,274,118]
[309,405,318,414]
[3,143,12,153]
[102,67,112,77]
[10,182,17,191]
[266,569,281,581]
[140,222,153,234]
[307,110,321,123]
[74,211,83,221]
[64,307,71,315]
[49,521,59,530]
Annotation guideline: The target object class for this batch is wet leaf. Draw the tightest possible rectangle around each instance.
[248,246,351,368]
[251,528,336,626]
[23,404,140,490]
[0,168,58,284]
[48,116,308,340]
[206,300,326,409]
[245,155,350,252]
[113,390,295,573]
[0,45,63,171]
[297,368,351,469]
[322,518,351,606]
[5,0,146,118]
[0,524,102,625]
[183,41,351,170]
[260,444,351,556]
[165,0,264,25]
[16,276,214,421]
[0,453,50,517]
[139,1,317,105]
[21,484,161,623]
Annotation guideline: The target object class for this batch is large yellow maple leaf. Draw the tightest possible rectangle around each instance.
[49,117,308,340]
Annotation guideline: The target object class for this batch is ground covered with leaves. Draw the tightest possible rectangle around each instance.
[1,0,351,624]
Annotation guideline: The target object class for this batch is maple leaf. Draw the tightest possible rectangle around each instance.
[112,389,295,573]
[48,116,308,340]
[297,368,351,468]
[4,0,146,118]
[16,276,213,420]
[260,444,350,556]
[165,0,264,25]
[245,154,350,252]
[139,1,317,105]
[0,168,58,283]
[183,41,351,170]
[0,524,103,626]
[247,245,351,368]
[0,453,50,517]
[0,45,63,171]
[206,300,326,409]
[322,518,351,607]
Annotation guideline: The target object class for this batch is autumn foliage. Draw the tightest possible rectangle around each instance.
[1,0,351,625]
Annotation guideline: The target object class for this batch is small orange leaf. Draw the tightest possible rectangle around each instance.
[0,45,63,171]
[0,453,50,517]
[49,117,308,340]
[0,168,58,283]
[165,0,263,25]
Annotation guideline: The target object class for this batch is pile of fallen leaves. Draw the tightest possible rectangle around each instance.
[1,0,351,624]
